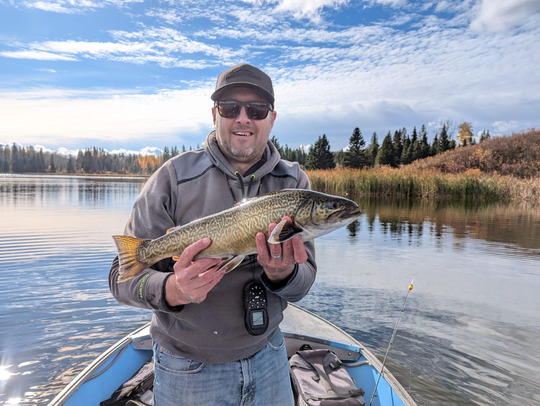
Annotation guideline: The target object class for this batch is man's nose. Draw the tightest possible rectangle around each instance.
[236,105,251,122]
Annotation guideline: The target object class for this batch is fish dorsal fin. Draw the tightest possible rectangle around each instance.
[268,220,303,244]
[233,199,249,207]
[234,193,261,207]
[166,225,182,234]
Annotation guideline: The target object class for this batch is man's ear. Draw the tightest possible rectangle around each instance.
[269,110,277,128]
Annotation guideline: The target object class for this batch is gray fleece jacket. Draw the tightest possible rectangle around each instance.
[109,131,316,364]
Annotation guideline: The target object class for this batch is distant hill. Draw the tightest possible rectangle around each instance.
[406,129,540,178]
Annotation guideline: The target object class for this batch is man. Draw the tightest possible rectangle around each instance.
[109,64,317,405]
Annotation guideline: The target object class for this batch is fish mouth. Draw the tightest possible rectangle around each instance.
[328,207,362,223]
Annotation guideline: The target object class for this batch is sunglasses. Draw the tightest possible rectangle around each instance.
[215,100,273,120]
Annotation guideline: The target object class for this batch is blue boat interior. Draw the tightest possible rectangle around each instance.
[61,328,406,406]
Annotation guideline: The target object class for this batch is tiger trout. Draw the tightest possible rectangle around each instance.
[113,189,362,282]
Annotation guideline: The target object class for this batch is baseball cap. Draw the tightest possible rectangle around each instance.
[211,64,274,106]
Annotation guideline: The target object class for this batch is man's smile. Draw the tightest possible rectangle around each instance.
[233,131,253,137]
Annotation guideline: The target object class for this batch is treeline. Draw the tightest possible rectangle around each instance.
[294,122,491,171]
[1,122,489,175]
[0,145,191,175]
[306,129,540,202]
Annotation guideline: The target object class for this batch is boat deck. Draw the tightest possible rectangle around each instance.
[48,304,417,406]
[282,304,358,344]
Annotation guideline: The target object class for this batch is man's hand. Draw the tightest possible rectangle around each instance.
[256,216,308,283]
[165,238,225,306]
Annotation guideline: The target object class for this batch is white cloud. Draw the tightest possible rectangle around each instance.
[371,0,407,6]
[24,1,75,13]
[32,144,54,153]
[492,120,521,135]
[0,87,214,148]
[57,147,79,156]
[471,0,540,31]
[1,29,242,68]
[23,0,143,14]
[38,39,151,56]
[275,0,350,21]
[0,50,76,61]
[1,0,538,150]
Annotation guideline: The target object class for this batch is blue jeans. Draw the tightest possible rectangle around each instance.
[152,329,294,406]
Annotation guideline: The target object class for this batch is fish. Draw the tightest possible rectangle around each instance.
[113,189,362,282]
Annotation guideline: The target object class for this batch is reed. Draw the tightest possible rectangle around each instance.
[306,167,540,203]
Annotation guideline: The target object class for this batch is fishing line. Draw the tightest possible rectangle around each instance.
[369,279,414,406]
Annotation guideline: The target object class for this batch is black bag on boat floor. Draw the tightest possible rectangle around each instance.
[290,349,365,406]
[100,361,153,406]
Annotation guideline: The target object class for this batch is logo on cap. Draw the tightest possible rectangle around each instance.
[226,68,261,82]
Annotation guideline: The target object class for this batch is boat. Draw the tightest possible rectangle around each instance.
[48,304,417,406]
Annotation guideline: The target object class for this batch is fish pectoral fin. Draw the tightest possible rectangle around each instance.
[218,255,245,274]
[267,220,303,244]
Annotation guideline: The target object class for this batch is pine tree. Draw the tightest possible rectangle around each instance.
[367,132,379,167]
[419,125,430,158]
[431,134,440,156]
[401,136,413,165]
[162,146,171,163]
[11,144,24,172]
[270,135,284,157]
[92,147,100,172]
[410,126,418,145]
[49,154,56,173]
[333,150,345,167]
[439,123,451,152]
[375,133,395,167]
[392,129,403,165]
[67,156,75,173]
[479,129,491,143]
[0,147,10,172]
[306,134,335,170]
[343,127,369,169]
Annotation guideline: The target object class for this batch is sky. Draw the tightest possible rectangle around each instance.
[0,0,539,154]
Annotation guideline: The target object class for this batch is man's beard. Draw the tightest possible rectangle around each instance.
[227,142,256,161]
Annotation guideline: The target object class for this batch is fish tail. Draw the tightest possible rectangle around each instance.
[113,235,150,283]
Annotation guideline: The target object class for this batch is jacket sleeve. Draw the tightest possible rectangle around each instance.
[261,167,317,302]
[109,162,182,313]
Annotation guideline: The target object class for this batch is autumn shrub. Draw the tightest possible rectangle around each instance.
[408,129,540,178]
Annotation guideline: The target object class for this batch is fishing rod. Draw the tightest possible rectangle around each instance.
[369,279,414,406]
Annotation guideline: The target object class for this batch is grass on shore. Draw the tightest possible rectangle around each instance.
[308,129,540,204]
[306,167,540,203]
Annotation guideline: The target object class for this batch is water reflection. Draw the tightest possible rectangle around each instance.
[0,175,149,405]
[0,175,144,211]
[356,196,540,254]
[302,196,540,405]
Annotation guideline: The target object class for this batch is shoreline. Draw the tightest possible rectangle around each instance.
[306,168,540,204]
[2,170,539,204]
[0,172,149,180]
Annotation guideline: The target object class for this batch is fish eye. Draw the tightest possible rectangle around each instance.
[327,201,339,210]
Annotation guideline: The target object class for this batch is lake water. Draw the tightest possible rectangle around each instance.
[0,175,539,406]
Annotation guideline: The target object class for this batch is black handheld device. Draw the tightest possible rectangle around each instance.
[243,281,268,335]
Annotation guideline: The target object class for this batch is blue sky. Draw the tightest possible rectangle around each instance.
[0,0,539,154]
